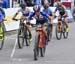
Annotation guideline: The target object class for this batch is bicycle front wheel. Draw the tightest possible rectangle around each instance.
[34,34,39,60]
[56,25,62,40]
[25,30,30,46]
[40,34,46,57]
[17,28,24,49]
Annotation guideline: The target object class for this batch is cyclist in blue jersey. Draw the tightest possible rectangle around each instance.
[43,3,53,27]
[43,3,53,41]
[27,5,52,41]
[0,0,5,32]
[13,4,32,41]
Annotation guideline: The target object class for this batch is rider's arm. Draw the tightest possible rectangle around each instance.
[27,12,35,23]
[63,11,67,17]
[62,5,67,17]
[28,12,35,20]
[13,9,21,19]
[41,11,53,21]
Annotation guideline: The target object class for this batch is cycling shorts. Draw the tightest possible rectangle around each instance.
[36,18,48,25]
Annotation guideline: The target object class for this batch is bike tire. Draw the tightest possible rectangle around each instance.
[0,27,4,50]
[24,29,30,46]
[47,27,52,41]
[17,28,24,49]
[40,34,46,57]
[56,25,62,40]
[63,25,68,39]
[34,34,39,60]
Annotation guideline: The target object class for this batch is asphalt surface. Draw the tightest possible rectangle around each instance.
[0,22,75,64]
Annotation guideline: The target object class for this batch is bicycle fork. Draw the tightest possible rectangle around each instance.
[39,31,43,48]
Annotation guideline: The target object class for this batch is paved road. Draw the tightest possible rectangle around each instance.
[0,22,75,64]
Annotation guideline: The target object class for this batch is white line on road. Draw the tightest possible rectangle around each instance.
[10,38,17,58]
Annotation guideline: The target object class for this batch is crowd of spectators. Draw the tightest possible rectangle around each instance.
[13,0,54,7]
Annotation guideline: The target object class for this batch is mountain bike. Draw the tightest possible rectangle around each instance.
[14,19,31,48]
[55,16,69,40]
[34,24,47,60]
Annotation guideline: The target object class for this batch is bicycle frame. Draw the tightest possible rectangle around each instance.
[35,24,45,48]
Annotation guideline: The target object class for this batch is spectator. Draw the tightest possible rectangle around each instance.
[2,0,9,8]
[13,0,19,8]
[41,0,48,6]
[54,0,61,7]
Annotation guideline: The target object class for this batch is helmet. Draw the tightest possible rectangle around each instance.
[43,3,49,9]
[33,5,40,12]
[20,4,27,9]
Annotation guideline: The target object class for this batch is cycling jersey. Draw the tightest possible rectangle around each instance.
[54,2,66,16]
[28,11,49,24]
[17,7,30,17]
[42,8,52,16]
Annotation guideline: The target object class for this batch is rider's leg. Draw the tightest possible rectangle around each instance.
[22,16,32,39]
[0,22,3,33]
[49,16,53,32]
[64,17,68,27]
[42,26,47,37]
[58,18,62,32]
[25,24,32,39]
[42,25,48,45]
[64,17,69,32]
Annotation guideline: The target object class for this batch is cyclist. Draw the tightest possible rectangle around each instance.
[42,3,53,41]
[27,5,52,44]
[12,4,32,41]
[0,0,5,33]
[54,0,68,32]
[43,4,53,28]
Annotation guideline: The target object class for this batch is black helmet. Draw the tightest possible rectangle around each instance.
[20,4,27,9]
[43,3,49,9]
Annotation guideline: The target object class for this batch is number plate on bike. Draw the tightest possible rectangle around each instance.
[62,17,64,20]
[36,25,42,30]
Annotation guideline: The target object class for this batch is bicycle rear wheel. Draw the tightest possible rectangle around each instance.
[56,25,62,40]
[47,25,52,41]
[63,25,68,39]
[17,28,24,48]
[25,29,30,46]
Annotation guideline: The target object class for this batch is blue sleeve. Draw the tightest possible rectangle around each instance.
[28,12,35,20]
[40,12,49,18]
[48,8,53,16]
